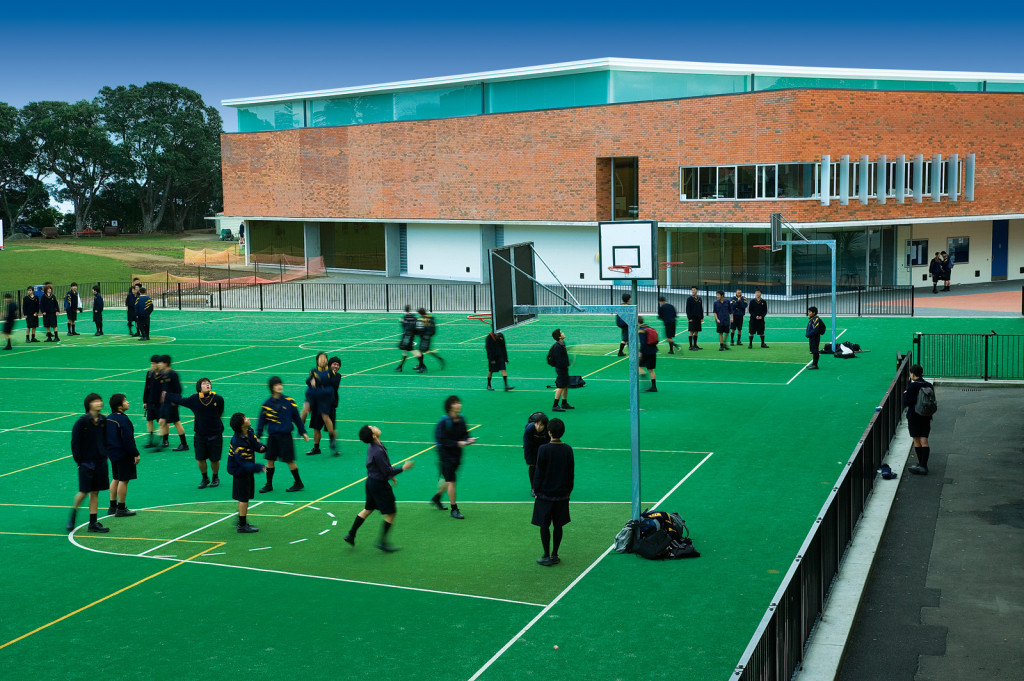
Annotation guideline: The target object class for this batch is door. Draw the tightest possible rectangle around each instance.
[991,220,1008,280]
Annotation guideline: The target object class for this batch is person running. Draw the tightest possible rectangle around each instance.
[548,328,573,412]
[126,281,140,336]
[657,296,681,354]
[40,284,60,342]
[105,393,140,518]
[729,289,747,346]
[616,292,632,356]
[713,291,731,351]
[413,308,444,373]
[637,316,658,392]
[685,286,704,350]
[2,293,16,351]
[747,289,768,348]
[300,352,339,456]
[342,424,416,552]
[256,376,309,493]
[805,306,826,370]
[485,329,514,391]
[91,284,104,336]
[532,417,574,566]
[142,355,161,448]
[135,287,153,340]
[429,395,475,519]
[167,378,226,489]
[22,286,40,343]
[67,393,110,533]
[227,413,267,533]
[308,356,342,457]
[63,282,82,336]
[903,364,936,475]
[523,412,550,493]
[156,355,189,451]
[394,305,418,372]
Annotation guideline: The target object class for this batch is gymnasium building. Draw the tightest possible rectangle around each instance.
[220,58,1024,289]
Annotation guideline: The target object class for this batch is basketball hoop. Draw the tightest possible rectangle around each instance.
[753,245,773,252]
[607,265,633,275]
[466,313,492,325]
[659,261,684,269]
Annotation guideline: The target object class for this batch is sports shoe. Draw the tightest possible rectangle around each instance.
[259,484,273,493]
[375,542,401,553]
[414,365,425,373]
[450,509,465,520]
[87,522,110,533]
[173,443,189,452]
[761,343,769,348]
[394,365,403,372]
[617,351,626,357]
[66,510,77,533]
[343,533,355,546]
[748,343,753,349]
[909,465,928,475]
[107,505,117,516]
[549,555,561,565]
[198,478,210,489]
[436,356,446,370]
[645,386,658,392]
[237,524,259,533]
[209,477,220,488]
[305,447,321,456]
[143,441,156,449]
[115,508,136,517]
[486,385,494,391]
[536,556,555,566]
[430,496,447,511]
[552,405,566,412]
[560,403,575,410]
[504,386,515,391]
[807,365,819,370]
[329,437,338,455]
[286,483,304,493]
[693,345,703,350]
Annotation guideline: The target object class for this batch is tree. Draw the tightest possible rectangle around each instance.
[99,82,223,233]
[0,102,47,235]
[22,100,117,232]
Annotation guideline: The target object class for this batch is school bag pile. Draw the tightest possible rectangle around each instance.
[614,509,700,560]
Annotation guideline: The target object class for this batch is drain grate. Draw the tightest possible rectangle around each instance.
[960,387,982,392]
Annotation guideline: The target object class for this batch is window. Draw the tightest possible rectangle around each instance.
[906,239,929,266]
[717,166,737,199]
[757,165,776,198]
[776,163,815,198]
[947,237,969,265]
[737,165,756,199]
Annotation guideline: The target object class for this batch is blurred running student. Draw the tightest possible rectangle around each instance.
[167,377,226,489]
[713,291,731,351]
[532,418,574,566]
[106,394,140,518]
[729,289,747,346]
[156,355,188,451]
[903,364,936,475]
[805,307,826,370]
[637,316,658,392]
[747,289,769,349]
[40,283,60,342]
[342,425,416,552]
[142,355,161,448]
[429,395,475,519]
[548,328,573,412]
[685,286,703,350]
[394,305,418,372]
[134,287,153,340]
[67,393,110,533]
[2,293,16,351]
[256,376,309,493]
[928,252,943,294]
[657,295,680,354]
[413,308,445,373]
[22,286,40,342]
[91,284,104,336]
[308,356,342,456]
[485,329,514,391]
[126,281,140,336]
[616,292,632,356]
[227,413,267,533]
[63,282,82,336]
[523,412,550,492]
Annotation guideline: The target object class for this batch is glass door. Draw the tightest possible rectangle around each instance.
[611,157,638,219]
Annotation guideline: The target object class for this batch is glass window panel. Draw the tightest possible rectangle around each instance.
[698,167,716,199]
[776,163,815,198]
[393,85,483,121]
[717,166,736,199]
[986,82,1024,93]
[609,71,749,102]
[921,163,932,196]
[319,222,386,270]
[248,221,305,259]
[737,165,756,199]
[906,239,929,267]
[486,72,610,113]
[757,165,776,198]
[947,236,969,264]
[680,167,698,200]
[237,102,304,132]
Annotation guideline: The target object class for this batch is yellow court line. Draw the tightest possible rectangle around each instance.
[75,535,223,544]
[0,456,71,478]
[0,532,69,538]
[0,413,78,432]
[0,503,68,509]
[457,332,492,345]
[0,541,225,651]
[95,346,253,381]
[582,357,627,379]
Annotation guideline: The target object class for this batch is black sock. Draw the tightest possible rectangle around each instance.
[503,375,508,387]
[398,357,406,368]
[381,520,393,540]
[540,526,551,556]
[918,446,930,468]
[418,357,425,367]
[89,513,98,524]
[450,504,459,512]
[348,514,366,536]
[239,515,247,526]
[487,377,492,387]
[211,474,219,481]
[553,399,559,408]
[619,342,626,353]
[117,502,126,510]
[688,336,694,348]
[179,434,187,446]
[561,400,569,406]
[109,498,117,508]
[552,525,563,556]
[651,379,656,387]
[266,468,275,486]
[291,468,301,484]
[430,493,441,504]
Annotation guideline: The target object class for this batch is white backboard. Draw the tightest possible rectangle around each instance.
[598,221,657,280]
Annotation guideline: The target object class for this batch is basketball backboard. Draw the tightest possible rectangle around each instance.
[489,242,537,333]
[599,221,657,280]
[769,212,783,252]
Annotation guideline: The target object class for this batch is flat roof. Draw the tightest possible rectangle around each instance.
[222,57,1024,107]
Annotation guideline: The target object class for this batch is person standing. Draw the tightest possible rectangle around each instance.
[256,376,309,493]
[928,252,944,294]
[532,418,574,566]
[805,306,826,370]
[413,308,444,372]
[308,356,342,456]
[66,393,110,533]
[747,289,769,349]
[22,286,40,343]
[523,412,550,493]
[342,425,415,552]
[91,284,104,336]
[167,378,226,489]
[299,352,339,455]
[40,284,60,342]
[940,251,953,291]
[227,413,267,533]
[106,394,140,518]
[548,328,573,412]
[429,395,475,519]
[63,282,82,336]
[713,291,731,351]
[685,286,704,351]
[135,287,153,340]
[616,293,632,357]
[126,281,140,337]
[2,293,16,351]
[729,289,747,346]
[394,305,418,372]
[657,296,681,354]
[485,329,514,391]
[156,355,189,451]
[637,316,658,392]
[903,364,936,475]
[142,355,161,448]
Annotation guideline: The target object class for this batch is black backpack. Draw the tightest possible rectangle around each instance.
[546,345,557,367]
[915,384,938,416]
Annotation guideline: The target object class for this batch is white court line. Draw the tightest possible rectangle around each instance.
[467,450,716,681]
[318,529,330,536]
[249,547,271,552]
[136,503,259,556]
[290,539,308,544]
[204,552,225,556]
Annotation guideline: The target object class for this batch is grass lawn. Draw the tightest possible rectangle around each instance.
[0,245,147,293]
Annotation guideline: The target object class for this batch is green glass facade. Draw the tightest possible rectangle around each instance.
[248,220,305,259]
[318,222,385,271]
[753,77,982,92]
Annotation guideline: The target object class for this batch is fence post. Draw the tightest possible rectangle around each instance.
[301,284,305,312]
[218,282,222,311]
[984,334,990,381]
[259,283,264,312]
[385,285,390,312]
[429,285,433,312]
[474,285,478,314]
[857,289,862,316]
[343,284,347,312]
[177,283,182,310]
[911,285,915,317]
[805,285,809,311]
[913,332,921,366]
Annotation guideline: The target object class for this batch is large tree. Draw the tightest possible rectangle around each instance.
[0,102,48,235]
[99,82,222,233]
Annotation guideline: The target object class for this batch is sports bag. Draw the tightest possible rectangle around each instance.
[644,326,659,346]
[614,519,641,553]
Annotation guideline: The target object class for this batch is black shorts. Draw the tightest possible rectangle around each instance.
[159,403,180,423]
[93,310,103,324]
[907,412,932,438]
[619,326,629,343]
[687,319,702,333]
[809,337,821,354]
[365,477,397,515]
[66,309,77,322]
[25,315,39,329]
[310,408,335,431]
[749,318,765,334]
[265,432,295,463]
[716,322,730,334]
[145,404,160,422]
[554,369,569,389]
[232,474,256,502]
[641,354,656,371]
[531,498,571,527]
[398,333,415,351]
[77,461,110,493]
[195,435,223,461]
[110,457,138,481]
[488,359,506,372]
[663,323,676,339]
[438,457,460,483]
[418,335,433,353]
[2,320,13,335]
[730,317,744,331]
[43,313,57,327]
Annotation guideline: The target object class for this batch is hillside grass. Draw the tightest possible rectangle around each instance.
[0,245,149,293]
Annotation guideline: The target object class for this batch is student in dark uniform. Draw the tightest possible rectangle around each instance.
[106,394,140,518]
[167,377,226,488]
[142,355,161,448]
[685,286,704,350]
[657,296,680,354]
[429,395,475,519]
[485,329,514,391]
[342,424,416,552]
[40,284,60,342]
[227,413,267,533]
[549,328,573,412]
[22,286,40,343]
[91,284,104,336]
[308,356,342,456]
[637,316,658,392]
[256,376,309,493]
[413,308,445,373]
[156,355,188,451]
[940,251,953,291]
[67,393,111,533]
[135,287,153,340]
[522,412,549,493]
[2,294,16,351]
[300,352,339,455]
[903,364,935,475]
[805,306,826,370]
[126,281,140,336]
[747,289,769,349]
[928,253,943,294]
[532,418,574,566]
[63,282,82,336]
[616,293,631,357]
[713,291,731,351]
[394,305,418,372]
[729,289,747,346]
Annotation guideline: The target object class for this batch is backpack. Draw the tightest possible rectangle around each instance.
[614,519,641,553]
[914,384,938,416]
[546,346,557,367]
[644,326,659,346]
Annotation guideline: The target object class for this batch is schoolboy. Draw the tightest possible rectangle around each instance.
[903,364,936,475]
[2,294,15,351]
[637,316,658,392]
[22,286,40,342]
[616,293,631,356]
[532,418,574,566]
[67,393,110,533]
[40,284,60,342]
[300,352,339,456]
[157,355,188,451]
[142,355,161,448]
[729,289,747,346]
[548,328,573,412]
[342,425,415,552]
[413,308,444,372]
[308,356,342,456]
[712,291,731,351]
[684,286,704,350]
[429,395,475,519]
[227,413,267,533]
[256,376,309,493]
[135,287,153,340]
[92,284,104,336]
[657,295,680,354]
[106,394,140,517]
[126,281,140,336]
[747,289,769,348]
[522,412,550,492]
[805,306,826,370]
[485,329,514,391]
[394,305,418,371]
[63,282,82,336]
[168,377,226,488]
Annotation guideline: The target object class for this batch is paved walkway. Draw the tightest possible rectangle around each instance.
[913,281,1023,317]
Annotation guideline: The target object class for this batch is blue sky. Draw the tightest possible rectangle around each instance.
[4,1,1024,133]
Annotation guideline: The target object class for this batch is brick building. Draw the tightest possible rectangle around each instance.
[221,58,1024,289]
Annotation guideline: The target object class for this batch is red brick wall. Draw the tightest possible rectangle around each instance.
[221,89,1024,224]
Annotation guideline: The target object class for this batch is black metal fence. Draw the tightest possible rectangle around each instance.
[913,332,1024,380]
[732,353,912,681]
